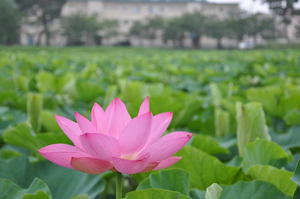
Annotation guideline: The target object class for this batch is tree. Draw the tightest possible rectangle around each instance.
[130,21,145,37]
[226,12,249,44]
[130,21,147,46]
[15,0,67,45]
[181,12,207,48]
[99,20,119,38]
[260,18,277,41]
[130,18,165,46]
[96,19,119,45]
[143,17,165,45]
[62,14,99,46]
[162,17,186,48]
[206,17,229,49]
[296,23,300,38]
[0,0,20,45]
[262,0,300,40]
[246,13,277,43]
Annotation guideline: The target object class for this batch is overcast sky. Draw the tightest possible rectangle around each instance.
[209,0,300,13]
[208,0,269,13]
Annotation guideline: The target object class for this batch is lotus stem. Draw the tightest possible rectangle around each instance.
[116,172,123,199]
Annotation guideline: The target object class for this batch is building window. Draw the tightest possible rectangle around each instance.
[134,6,141,13]
[148,6,154,14]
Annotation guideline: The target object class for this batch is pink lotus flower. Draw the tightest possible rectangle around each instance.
[38,97,192,174]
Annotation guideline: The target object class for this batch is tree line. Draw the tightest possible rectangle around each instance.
[0,0,299,47]
[130,12,276,48]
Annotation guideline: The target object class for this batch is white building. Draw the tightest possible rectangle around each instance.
[21,0,240,47]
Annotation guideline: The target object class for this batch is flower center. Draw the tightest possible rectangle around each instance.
[121,152,139,160]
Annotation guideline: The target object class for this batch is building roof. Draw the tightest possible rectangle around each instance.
[105,0,206,2]
[69,0,207,2]
[67,0,239,6]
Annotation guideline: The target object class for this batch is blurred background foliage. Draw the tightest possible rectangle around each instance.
[0,0,299,48]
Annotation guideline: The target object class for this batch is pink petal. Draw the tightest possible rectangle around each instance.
[71,157,112,174]
[140,131,192,162]
[55,115,83,148]
[79,133,120,161]
[142,162,160,172]
[138,97,150,116]
[112,157,149,174]
[75,112,97,134]
[153,156,182,170]
[91,103,107,134]
[147,112,173,144]
[105,98,131,137]
[119,112,152,154]
[38,144,89,168]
